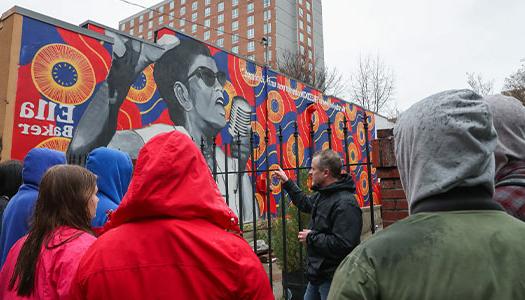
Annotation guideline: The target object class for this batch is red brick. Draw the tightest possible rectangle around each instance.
[382,210,409,222]
[381,200,397,210]
[377,129,394,139]
[381,189,406,199]
[380,179,402,189]
[377,168,400,179]
[371,140,380,166]
[395,199,409,210]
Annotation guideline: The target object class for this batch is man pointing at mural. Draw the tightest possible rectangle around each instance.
[274,149,362,300]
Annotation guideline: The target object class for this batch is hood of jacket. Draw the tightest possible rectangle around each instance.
[394,90,499,213]
[86,147,133,206]
[314,173,356,193]
[484,94,525,174]
[104,131,240,233]
[21,148,66,188]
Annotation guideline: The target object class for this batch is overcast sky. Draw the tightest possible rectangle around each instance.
[1,0,524,111]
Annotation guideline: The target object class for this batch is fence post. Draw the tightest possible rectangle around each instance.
[343,116,350,173]
[363,111,375,234]
[250,128,258,253]
[212,139,217,182]
[264,128,273,287]
[327,118,332,150]
[237,133,244,231]
[293,121,305,284]
[224,143,230,206]
[278,126,288,299]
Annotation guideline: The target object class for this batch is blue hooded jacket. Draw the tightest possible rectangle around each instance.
[86,147,133,228]
[0,148,65,266]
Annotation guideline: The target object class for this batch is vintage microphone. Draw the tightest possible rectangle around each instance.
[228,96,252,195]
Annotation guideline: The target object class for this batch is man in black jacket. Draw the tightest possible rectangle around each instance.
[274,149,362,300]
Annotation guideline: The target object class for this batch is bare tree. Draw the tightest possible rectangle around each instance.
[503,60,525,105]
[466,72,494,96]
[277,50,347,97]
[349,55,394,114]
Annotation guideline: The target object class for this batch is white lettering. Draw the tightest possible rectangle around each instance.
[18,123,31,134]
[19,102,35,119]
[56,105,75,124]
[34,99,47,121]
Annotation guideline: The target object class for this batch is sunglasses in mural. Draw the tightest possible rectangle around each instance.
[187,66,226,87]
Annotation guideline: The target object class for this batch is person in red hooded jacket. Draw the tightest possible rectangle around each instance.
[69,130,273,300]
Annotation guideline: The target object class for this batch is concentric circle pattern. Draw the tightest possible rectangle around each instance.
[35,137,70,153]
[267,90,284,123]
[31,43,95,105]
[127,64,157,103]
[239,60,263,87]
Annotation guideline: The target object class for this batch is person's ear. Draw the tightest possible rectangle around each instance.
[173,81,193,112]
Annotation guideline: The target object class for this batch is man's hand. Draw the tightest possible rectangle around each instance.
[298,229,312,243]
[273,167,289,182]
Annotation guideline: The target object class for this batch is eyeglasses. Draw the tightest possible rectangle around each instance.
[187,66,226,87]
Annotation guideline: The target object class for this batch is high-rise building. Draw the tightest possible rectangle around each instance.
[118,0,324,69]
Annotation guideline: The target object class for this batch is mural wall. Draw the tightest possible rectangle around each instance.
[4,11,379,222]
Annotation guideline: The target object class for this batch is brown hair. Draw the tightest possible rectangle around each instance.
[313,149,343,179]
[9,165,97,296]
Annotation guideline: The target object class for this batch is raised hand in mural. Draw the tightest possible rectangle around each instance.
[67,30,179,161]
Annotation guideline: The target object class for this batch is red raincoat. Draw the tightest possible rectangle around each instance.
[70,131,273,300]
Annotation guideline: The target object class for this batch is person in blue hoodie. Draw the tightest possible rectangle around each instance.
[0,148,65,266]
[85,147,133,228]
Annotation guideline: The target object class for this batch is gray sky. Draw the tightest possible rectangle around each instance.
[1,0,524,111]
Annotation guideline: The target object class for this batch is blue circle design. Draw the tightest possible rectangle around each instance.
[52,62,78,87]
[132,72,147,90]
[271,99,279,112]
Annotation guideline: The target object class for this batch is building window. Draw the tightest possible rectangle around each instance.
[306,1,311,10]
[265,50,272,61]
[180,19,186,26]
[159,6,164,13]
[217,38,224,47]
[120,23,125,30]
[192,1,198,11]
[267,36,272,46]
[148,30,153,39]
[139,24,143,32]
[247,28,254,39]
[205,0,211,5]
[264,23,271,34]
[300,45,305,54]
[299,32,304,42]
[232,46,239,53]
[231,8,238,19]
[139,15,144,23]
[298,7,303,17]
[247,41,255,52]
[149,10,154,18]
[130,28,134,35]
[264,0,271,8]
[308,50,312,59]
[205,7,210,17]
[192,12,198,21]
[170,1,175,9]
[247,3,254,13]
[232,0,238,5]
[148,20,153,28]
[218,2,224,12]
[181,0,186,4]
[169,14,174,21]
[307,25,312,34]
[170,21,175,27]
[248,54,255,60]
[159,15,164,23]
[308,37,312,47]
[299,20,304,29]
[130,19,134,27]
[232,34,239,44]
[299,0,303,4]
[264,10,271,20]
[217,26,224,35]
[204,31,210,40]
[192,24,197,33]
[180,7,186,15]
[232,20,239,31]
[204,19,211,27]
[218,14,224,24]
[247,15,254,26]
[307,13,311,23]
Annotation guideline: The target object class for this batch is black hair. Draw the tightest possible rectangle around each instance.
[153,38,212,126]
[0,160,23,199]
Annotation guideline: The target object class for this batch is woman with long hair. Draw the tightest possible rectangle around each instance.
[0,165,98,299]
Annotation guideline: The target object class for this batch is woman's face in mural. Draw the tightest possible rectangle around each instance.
[186,54,227,132]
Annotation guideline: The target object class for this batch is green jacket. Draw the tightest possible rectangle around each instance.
[328,211,525,300]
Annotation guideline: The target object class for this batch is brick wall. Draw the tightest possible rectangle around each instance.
[372,129,408,227]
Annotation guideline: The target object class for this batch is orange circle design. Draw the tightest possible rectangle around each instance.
[357,122,366,146]
[284,77,303,100]
[253,121,266,161]
[270,163,282,195]
[312,110,320,133]
[334,112,346,140]
[127,64,157,103]
[267,90,284,123]
[35,137,70,153]
[366,113,375,131]
[286,135,305,168]
[360,171,369,197]
[321,141,330,151]
[223,81,237,120]
[255,193,265,216]
[345,104,358,122]
[347,142,359,165]
[31,43,95,105]
[239,60,263,87]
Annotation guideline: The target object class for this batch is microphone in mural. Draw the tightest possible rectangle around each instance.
[228,96,251,138]
[228,96,252,194]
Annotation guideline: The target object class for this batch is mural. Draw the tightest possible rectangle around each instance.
[8,15,379,222]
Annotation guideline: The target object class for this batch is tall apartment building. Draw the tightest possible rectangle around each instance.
[118,0,324,70]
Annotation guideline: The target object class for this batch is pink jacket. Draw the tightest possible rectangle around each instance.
[0,226,95,299]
